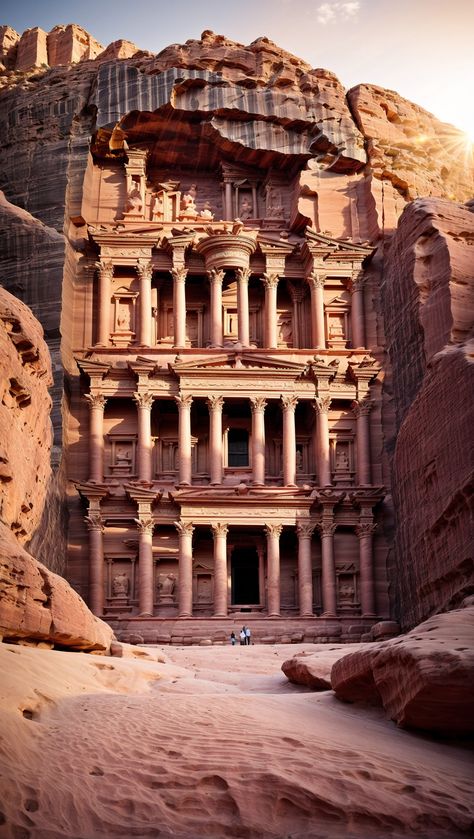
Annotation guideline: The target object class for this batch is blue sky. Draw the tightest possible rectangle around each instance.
[2,0,474,137]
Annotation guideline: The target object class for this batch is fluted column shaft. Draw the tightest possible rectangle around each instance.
[357,523,377,617]
[314,396,332,486]
[318,521,337,616]
[134,393,153,482]
[136,517,154,616]
[175,521,194,617]
[236,267,250,346]
[212,523,228,616]
[85,514,104,615]
[250,397,266,485]
[86,394,106,483]
[172,268,187,348]
[265,523,282,616]
[137,261,153,347]
[225,181,233,220]
[176,393,193,485]
[353,400,372,485]
[282,395,298,486]
[262,273,279,349]
[207,395,224,485]
[351,276,365,348]
[96,260,113,347]
[308,272,326,349]
[297,524,314,616]
[208,268,225,347]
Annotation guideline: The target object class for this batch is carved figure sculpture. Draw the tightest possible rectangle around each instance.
[200,201,214,220]
[239,196,252,220]
[336,450,349,470]
[180,184,198,218]
[160,573,176,595]
[124,184,142,214]
[112,572,129,597]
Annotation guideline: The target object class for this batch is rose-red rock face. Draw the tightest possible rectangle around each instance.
[331,606,474,734]
[47,24,103,66]
[0,25,19,69]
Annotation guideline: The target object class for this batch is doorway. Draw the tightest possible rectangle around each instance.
[231,547,260,605]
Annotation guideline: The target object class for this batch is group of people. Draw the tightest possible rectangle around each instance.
[230,626,252,645]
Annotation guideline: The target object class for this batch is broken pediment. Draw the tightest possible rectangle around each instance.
[169,351,307,376]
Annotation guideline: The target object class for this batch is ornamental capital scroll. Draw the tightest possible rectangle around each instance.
[136,259,153,281]
[175,392,193,410]
[134,392,154,410]
[84,513,104,532]
[235,267,251,285]
[265,523,283,539]
[261,272,280,290]
[85,393,107,411]
[174,520,194,538]
[135,517,154,535]
[207,267,225,286]
[352,399,373,418]
[171,267,188,284]
[296,523,315,539]
[281,394,298,412]
[250,396,267,414]
[212,523,229,539]
[317,520,337,537]
[307,270,325,290]
[207,395,224,412]
[314,395,332,415]
[355,522,377,539]
[95,260,114,281]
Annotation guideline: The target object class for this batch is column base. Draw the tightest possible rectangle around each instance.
[299,611,314,618]
[267,611,281,617]
[321,610,337,618]
[178,611,193,618]
[362,612,377,619]
[138,611,154,617]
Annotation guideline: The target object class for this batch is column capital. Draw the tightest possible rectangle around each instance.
[174,520,194,537]
[307,270,325,290]
[349,270,365,293]
[250,396,267,414]
[261,272,280,290]
[352,398,373,417]
[175,392,193,410]
[85,393,107,411]
[136,259,153,281]
[207,267,225,285]
[281,394,298,412]
[134,391,154,410]
[84,513,104,532]
[212,522,229,538]
[95,259,114,280]
[265,523,283,538]
[135,517,154,535]
[314,394,331,415]
[317,520,337,537]
[207,395,224,412]
[171,267,188,284]
[235,266,251,285]
[296,523,315,538]
[287,280,307,303]
[355,522,377,538]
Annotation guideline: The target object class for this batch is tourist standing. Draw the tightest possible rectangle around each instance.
[240,627,246,645]
[245,625,252,645]
[230,631,236,645]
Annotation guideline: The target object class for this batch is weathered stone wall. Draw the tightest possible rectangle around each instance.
[380,199,474,628]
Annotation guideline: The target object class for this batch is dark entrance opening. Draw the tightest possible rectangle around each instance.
[231,547,259,605]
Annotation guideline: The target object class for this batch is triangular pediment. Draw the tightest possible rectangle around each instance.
[304,228,373,254]
[170,351,307,376]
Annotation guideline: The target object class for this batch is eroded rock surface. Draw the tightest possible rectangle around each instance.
[331,606,474,734]
[282,643,366,690]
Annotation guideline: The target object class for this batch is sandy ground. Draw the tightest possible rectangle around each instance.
[0,642,473,839]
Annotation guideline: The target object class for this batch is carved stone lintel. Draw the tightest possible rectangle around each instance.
[171,267,188,284]
[261,272,280,290]
[174,520,195,538]
[85,393,107,411]
[207,268,225,285]
[136,260,153,281]
[207,395,224,412]
[281,394,298,412]
[175,392,193,410]
[296,523,315,539]
[317,520,337,537]
[352,399,373,418]
[235,267,251,284]
[314,395,332,415]
[307,270,325,290]
[135,517,154,535]
[212,523,229,539]
[265,523,283,539]
[134,392,154,410]
[355,523,377,538]
[250,396,267,414]
[84,513,104,532]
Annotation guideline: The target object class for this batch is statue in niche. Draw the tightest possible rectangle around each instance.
[338,581,355,605]
[296,449,303,472]
[124,182,142,214]
[239,195,252,220]
[117,303,131,331]
[199,201,214,220]
[329,317,345,342]
[265,184,285,219]
[158,572,176,604]
[180,184,198,219]
[335,449,349,471]
[150,191,164,220]
[112,572,129,597]
[116,446,131,465]
[278,316,293,346]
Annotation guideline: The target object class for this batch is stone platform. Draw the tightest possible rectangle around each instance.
[107,614,378,645]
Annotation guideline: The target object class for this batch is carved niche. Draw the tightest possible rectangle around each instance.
[111,286,138,346]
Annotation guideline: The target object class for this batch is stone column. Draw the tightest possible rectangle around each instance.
[135,517,154,616]
[265,523,283,617]
[350,273,366,349]
[96,260,113,347]
[212,523,228,617]
[236,267,250,347]
[175,392,193,485]
[281,394,298,486]
[317,520,337,616]
[207,395,224,485]
[85,513,105,615]
[85,394,107,483]
[137,260,153,347]
[297,524,314,617]
[352,399,373,485]
[175,520,194,617]
[134,392,154,482]
[356,522,377,617]
[261,273,279,349]
[314,395,332,486]
[307,271,326,350]
[250,397,267,485]
[171,267,187,348]
[208,268,225,347]
[224,181,233,220]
